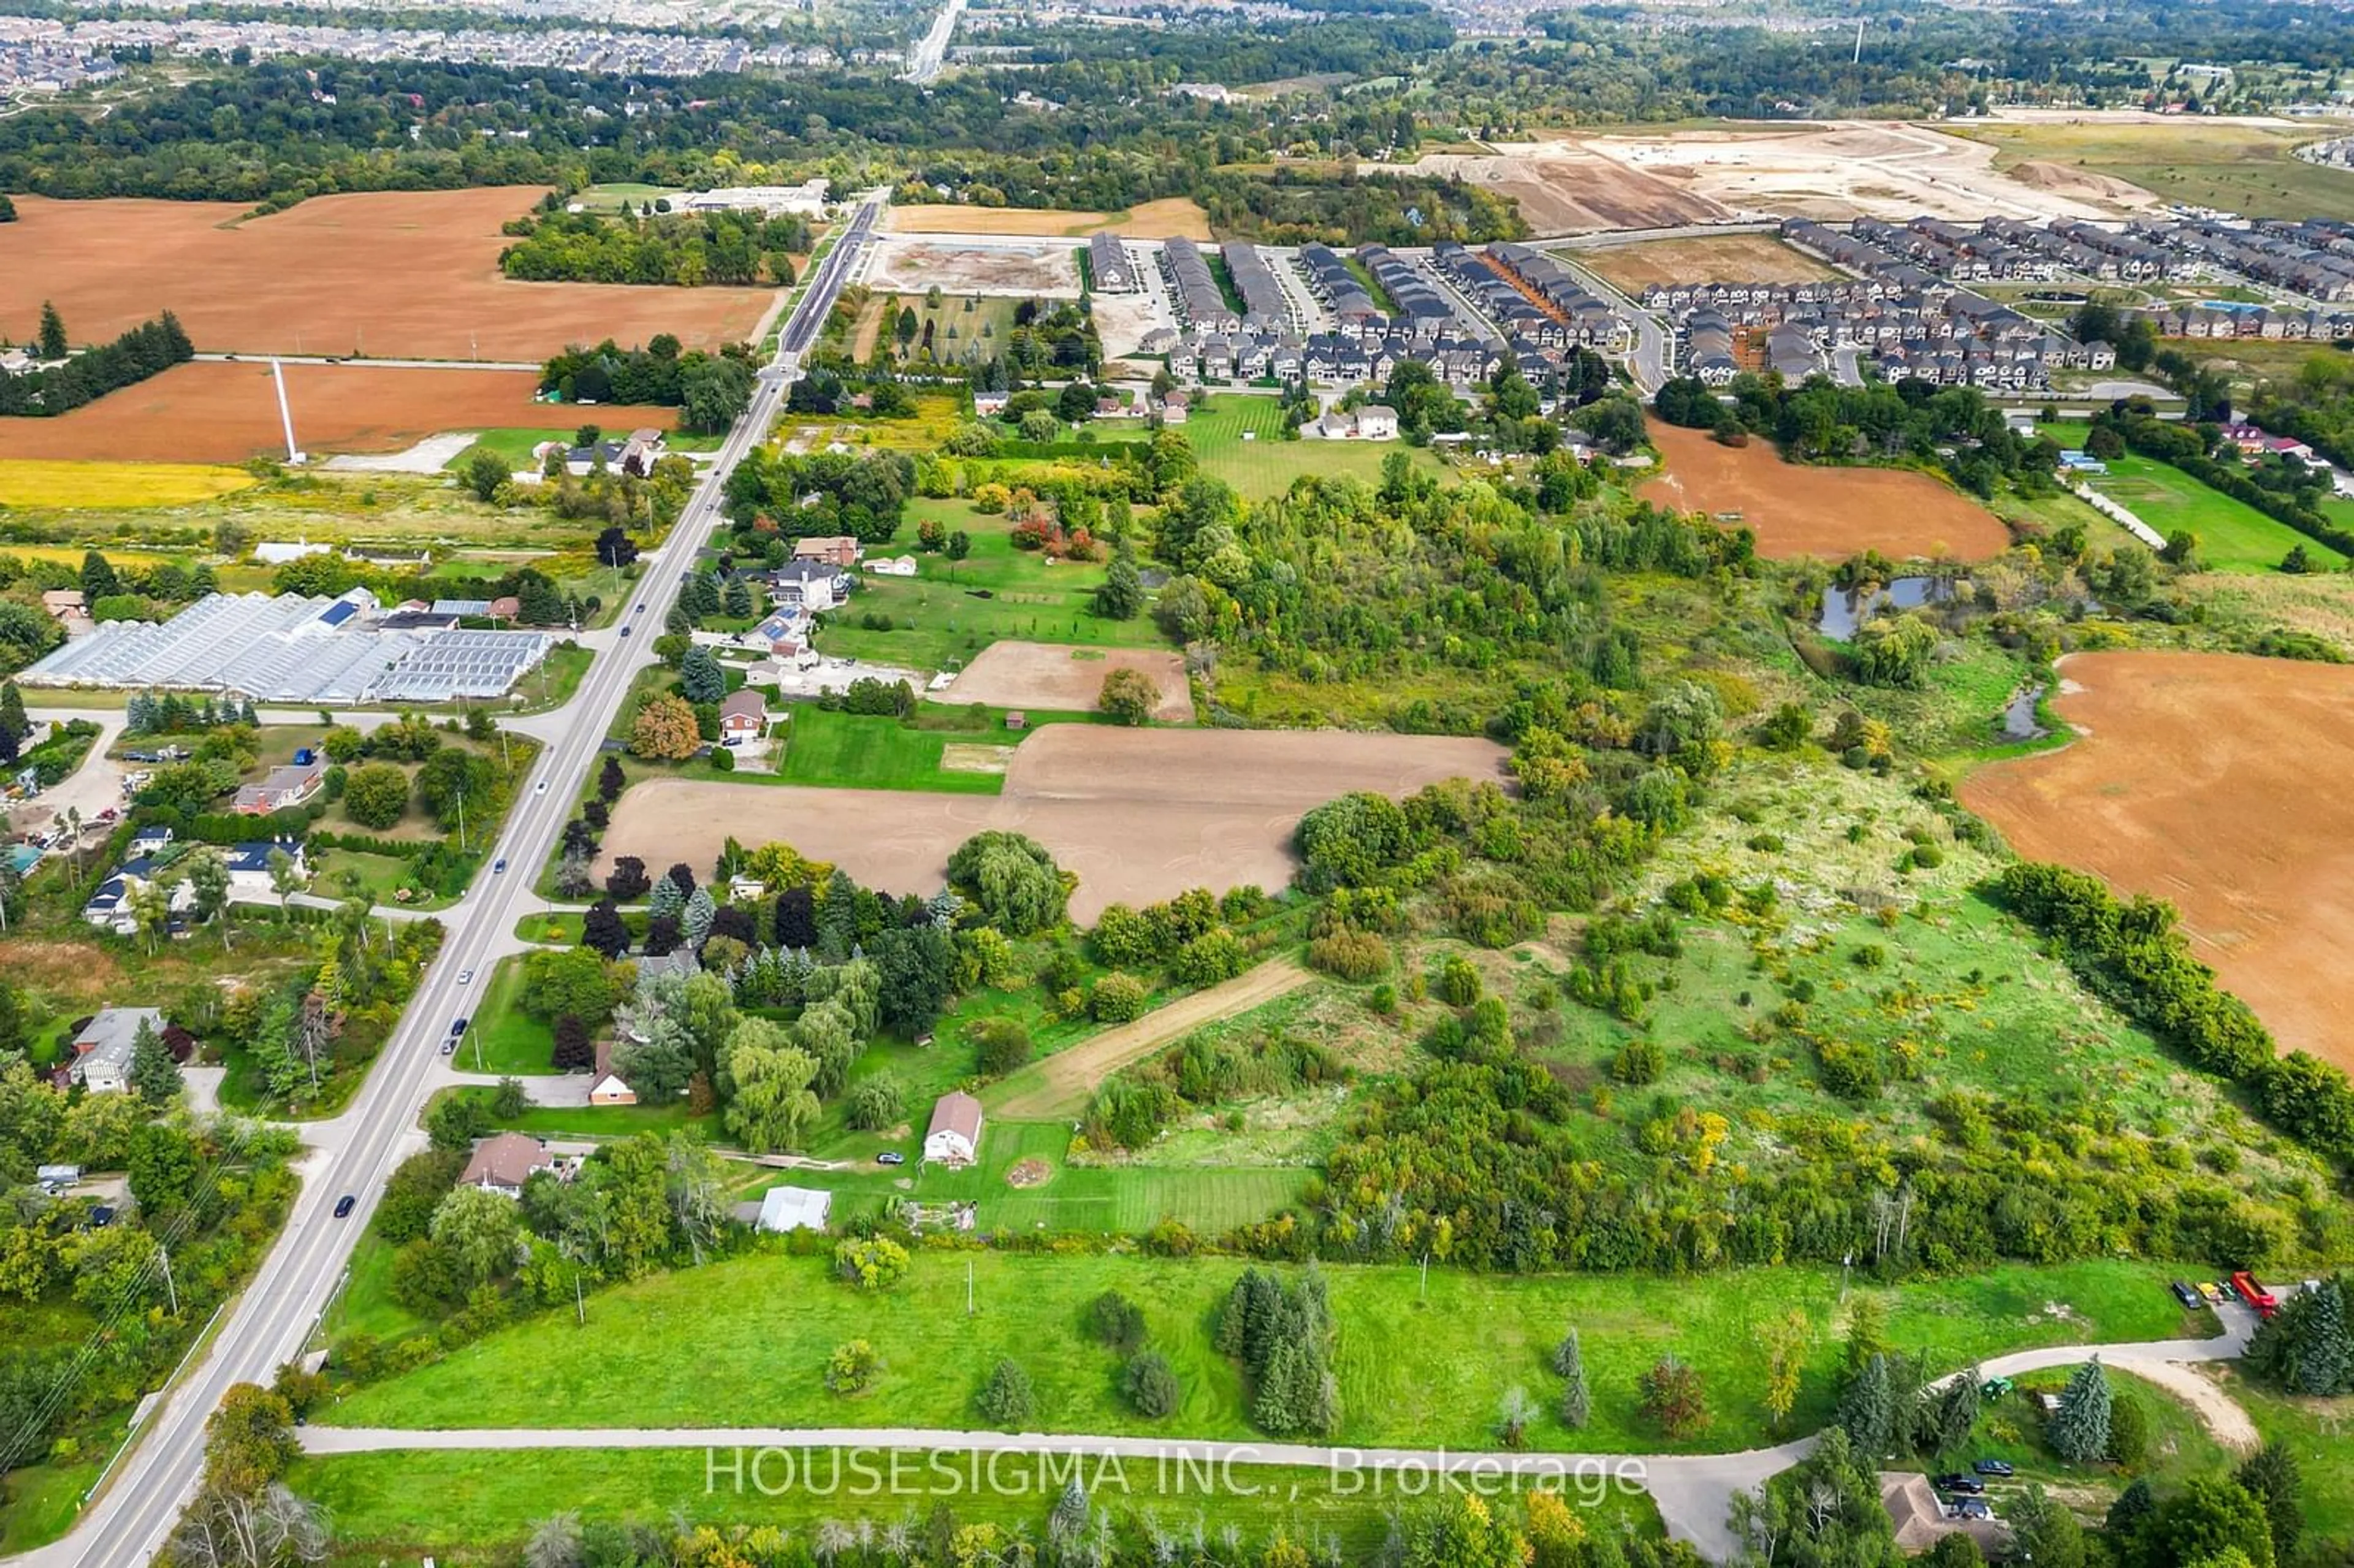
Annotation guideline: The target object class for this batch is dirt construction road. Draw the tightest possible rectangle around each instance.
[602,727,1507,923]
[989,957,1314,1119]
[1962,650,2354,1073]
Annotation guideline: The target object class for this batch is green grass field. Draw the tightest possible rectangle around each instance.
[775,707,1011,794]
[295,1445,1663,1561]
[2224,1370,2354,1541]
[1179,395,1441,501]
[814,501,1176,670]
[2041,422,2343,573]
[1948,120,2354,226]
[322,1250,2200,1456]
[456,955,556,1076]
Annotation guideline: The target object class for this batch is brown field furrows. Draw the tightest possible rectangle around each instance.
[0,190,774,360]
[1640,424,2013,561]
[601,728,1509,923]
[1961,650,2354,1072]
[944,643,1193,723]
[0,360,677,463]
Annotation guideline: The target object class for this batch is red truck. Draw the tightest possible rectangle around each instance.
[2231,1271,2278,1319]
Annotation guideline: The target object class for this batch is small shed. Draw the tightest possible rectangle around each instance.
[1004,710,1029,732]
[755,1185,834,1234]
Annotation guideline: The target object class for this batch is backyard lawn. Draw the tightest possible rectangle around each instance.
[775,707,1011,794]
[321,1251,2202,1456]
[2041,421,2345,573]
[1179,395,1441,501]
[813,500,1175,671]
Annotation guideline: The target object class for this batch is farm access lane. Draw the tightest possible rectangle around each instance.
[7,193,888,1568]
[291,1304,2260,1563]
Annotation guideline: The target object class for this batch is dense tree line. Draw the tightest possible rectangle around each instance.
[500,206,807,287]
[723,447,915,544]
[1654,373,2058,501]
[0,310,192,416]
[1997,861,2354,1170]
[536,337,756,433]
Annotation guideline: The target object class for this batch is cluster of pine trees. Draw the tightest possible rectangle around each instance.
[0,308,194,417]
[2247,1274,2350,1396]
[1216,1266,1341,1437]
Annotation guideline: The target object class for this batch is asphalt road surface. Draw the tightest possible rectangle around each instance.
[13,193,886,1568]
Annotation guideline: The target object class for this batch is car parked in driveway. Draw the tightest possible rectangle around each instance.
[1951,1499,1994,1521]
[1934,1475,1986,1496]
[2171,1279,2204,1309]
[1971,1460,2014,1478]
[877,1151,905,1166]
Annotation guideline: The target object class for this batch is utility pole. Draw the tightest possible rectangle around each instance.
[159,1244,179,1315]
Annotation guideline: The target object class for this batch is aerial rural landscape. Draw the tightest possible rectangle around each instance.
[6,1,2354,1566]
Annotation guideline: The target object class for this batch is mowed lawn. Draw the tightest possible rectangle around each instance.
[746,1118,1306,1236]
[1179,395,1442,501]
[2042,422,2344,573]
[815,501,1175,671]
[775,706,1008,794]
[457,954,556,1075]
[324,1252,2201,1455]
[295,1445,1664,1559]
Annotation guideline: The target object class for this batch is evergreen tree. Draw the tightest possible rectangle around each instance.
[647,872,686,921]
[1048,1475,1089,1553]
[817,871,861,962]
[0,680,27,745]
[1092,542,1144,620]
[723,576,755,619]
[1932,1364,1981,1455]
[2106,1477,2156,1539]
[2047,1358,2112,1464]
[680,645,726,705]
[128,1017,182,1108]
[2237,1444,2304,1559]
[598,753,627,802]
[37,300,66,360]
[682,886,717,951]
[1556,1328,1591,1429]
[1836,1352,1895,1458]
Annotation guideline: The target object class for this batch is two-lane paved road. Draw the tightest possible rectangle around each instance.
[12,192,886,1568]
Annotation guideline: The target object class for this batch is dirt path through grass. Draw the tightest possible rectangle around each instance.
[988,957,1313,1118]
[2115,1361,2260,1450]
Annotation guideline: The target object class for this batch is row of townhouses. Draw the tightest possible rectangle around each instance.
[2130,216,2354,302]
[1851,217,2049,281]
[1438,242,1630,352]
[1673,285,2111,391]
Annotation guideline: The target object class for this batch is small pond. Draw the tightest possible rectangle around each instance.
[1998,685,2049,742]
[1816,576,1953,641]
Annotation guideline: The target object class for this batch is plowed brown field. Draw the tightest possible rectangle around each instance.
[0,189,772,359]
[0,361,677,463]
[601,726,1508,923]
[1642,424,2013,560]
[1962,650,2354,1071]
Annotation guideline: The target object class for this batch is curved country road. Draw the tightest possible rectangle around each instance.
[297,1306,2261,1560]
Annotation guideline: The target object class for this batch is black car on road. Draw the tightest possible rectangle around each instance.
[333,1195,357,1219]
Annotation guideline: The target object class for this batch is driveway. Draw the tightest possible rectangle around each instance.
[292,1311,2263,1561]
